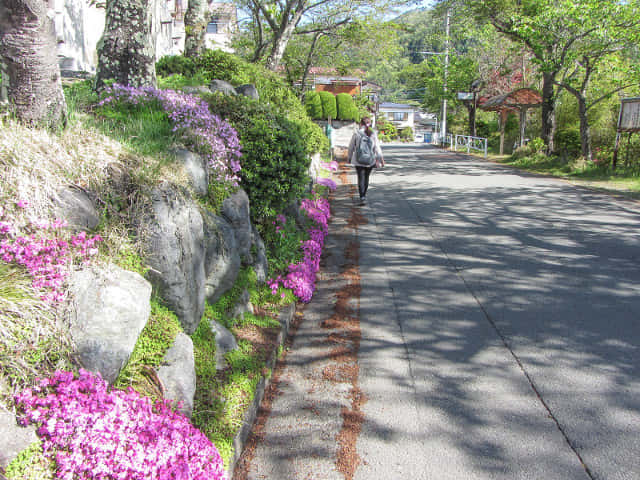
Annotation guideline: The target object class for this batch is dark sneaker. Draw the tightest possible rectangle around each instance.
[359,197,366,205]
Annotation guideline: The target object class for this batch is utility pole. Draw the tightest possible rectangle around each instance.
[441,7,450,146]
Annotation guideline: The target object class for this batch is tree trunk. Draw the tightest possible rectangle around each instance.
[577,95,592,162]
[0,0,67,129]
[266,9,304,71]
[95,0,156,91]
[184,0,208,58]
[540,71,556,153]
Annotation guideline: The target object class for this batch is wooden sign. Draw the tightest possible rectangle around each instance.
[618,97,640,132]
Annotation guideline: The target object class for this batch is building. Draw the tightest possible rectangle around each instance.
[204,3,237,52]
[378,102,416,130]
[51,0,237,74]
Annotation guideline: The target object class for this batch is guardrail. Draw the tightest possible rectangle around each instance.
[452,134,488,158]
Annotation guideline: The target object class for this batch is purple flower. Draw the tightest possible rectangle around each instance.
[99,84,242,185]
[316,177,337,191]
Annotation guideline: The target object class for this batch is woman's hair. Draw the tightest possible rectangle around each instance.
[360,116,373,137]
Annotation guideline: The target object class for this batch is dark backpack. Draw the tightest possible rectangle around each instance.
[357,133,375,166]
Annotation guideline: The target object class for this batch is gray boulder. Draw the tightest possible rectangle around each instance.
[210,321,238,371]
[202,210,241,304]
[68,265,152,384]
[236,84,259,99]
[181,85,211,95]
[251,225,268,283]
[144,182,206,335]
[231,289,253,320]
[157,332,196,417]
[52,185,100,231]
[221,189,252,261]
[209,79,237,96]
[0,411,37,470]
[173,148,209,196]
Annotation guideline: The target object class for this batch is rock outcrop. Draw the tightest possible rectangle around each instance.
[221,190,252,262]
[209,79,237,96]
[144,182,206,335]
[68,265,152,384]
[202,209,241,304]
[0,411,37,470]
[236,84,259,99]
[210,321,239,371]
[157,332,196,417]
[173,148,209,196]
[53,185,100,231]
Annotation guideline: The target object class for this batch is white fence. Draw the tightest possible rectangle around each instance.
[452,134,488,158]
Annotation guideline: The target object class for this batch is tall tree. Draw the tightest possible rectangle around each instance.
[239,0,393,70]
[95,0,156,91]
[553,2,640,161]
[184,0,208,58]
[0,0,67,129]
[466,0,640,154]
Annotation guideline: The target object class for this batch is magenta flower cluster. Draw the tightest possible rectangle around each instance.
[99,84,242,185]
[320,161,339,172]
[268,196,331,302]
[0,205,101,303]
[315,177,337,191]
[15,369,227,480]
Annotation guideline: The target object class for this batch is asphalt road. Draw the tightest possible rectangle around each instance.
[241,144,640,480]
[355,144,640,480]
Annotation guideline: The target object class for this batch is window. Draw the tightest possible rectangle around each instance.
[393,112,408,122]
[207,18,219,34]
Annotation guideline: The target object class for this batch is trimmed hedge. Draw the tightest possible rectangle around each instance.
[304,91,323,120]
[319,91,337,120]
[336,93,359,122]
[204,93,310,222]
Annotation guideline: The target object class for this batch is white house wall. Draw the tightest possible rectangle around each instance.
[53,0,105,73]
[52,0,232,73]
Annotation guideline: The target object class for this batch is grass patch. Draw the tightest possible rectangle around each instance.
[190,268,289,468]
[494,152,640,196]
[113,298,183,402]
[0,263,74,410]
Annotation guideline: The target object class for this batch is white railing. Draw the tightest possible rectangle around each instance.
[453,134,488,158]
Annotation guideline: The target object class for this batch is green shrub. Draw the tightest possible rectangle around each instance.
[156,55,197,78]
[157,50,328,157]
[319,91,337,120]
[194,49,244,82]
[529,137,545,153]
[399,126,414,141]
[376,114,397,142]
[304,91,323,120]
[205,94,310,222]
[336,93,358,121]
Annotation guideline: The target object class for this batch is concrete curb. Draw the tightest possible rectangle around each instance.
[225,302,296,479]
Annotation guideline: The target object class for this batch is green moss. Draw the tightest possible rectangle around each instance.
[190,267,288,468]
[113,298,182,400]
[5,440,54,480]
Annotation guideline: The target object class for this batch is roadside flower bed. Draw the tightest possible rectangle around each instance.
[15,369,226,480]
[0,204,102,303]
[98,84,242,185]
[268,194,331,303]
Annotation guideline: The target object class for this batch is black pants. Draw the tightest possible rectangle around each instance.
[355,166,373,199]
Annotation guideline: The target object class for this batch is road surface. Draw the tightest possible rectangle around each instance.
[239,144,640,480]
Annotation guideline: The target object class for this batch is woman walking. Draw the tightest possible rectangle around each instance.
[348,116,384,205]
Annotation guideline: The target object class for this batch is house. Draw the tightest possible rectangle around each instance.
[378,102,416,130]
[306,67,364,95]
[204,3,237,52]
[51,0,237,74]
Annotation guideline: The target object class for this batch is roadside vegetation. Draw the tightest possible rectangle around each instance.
[0,48,333,477]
